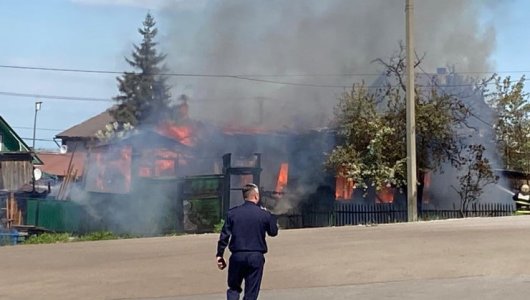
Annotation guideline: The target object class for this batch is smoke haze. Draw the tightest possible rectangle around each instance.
[165,0,496,129]
[65,1,503,234]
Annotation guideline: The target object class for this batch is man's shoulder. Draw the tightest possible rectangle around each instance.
[258,205,272,214]
[227,206,240,214]
[227,204,248,215]
[229,203,270,215]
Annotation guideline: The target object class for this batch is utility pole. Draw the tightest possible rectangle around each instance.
[406,0,417,221]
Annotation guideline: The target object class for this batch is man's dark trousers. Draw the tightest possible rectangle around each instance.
[227,252,265,300]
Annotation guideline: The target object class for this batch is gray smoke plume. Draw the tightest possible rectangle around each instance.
[164,0,502,209]
[165,0,496,129]
[71,0,502,235]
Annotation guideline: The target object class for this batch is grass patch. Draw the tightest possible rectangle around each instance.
[24,233,71,244]
[23,231,132,245]
[76,231,118,242]
[213,219,224,233]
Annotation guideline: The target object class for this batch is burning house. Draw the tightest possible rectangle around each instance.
[35,57,517,236]
[50,68,501,235]
[68,108,338,234]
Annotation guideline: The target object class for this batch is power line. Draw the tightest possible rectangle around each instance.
[469,112,493,127]
[0,64,350,88]
[0,91,112,102]
[21,137,56,142]
[2,63,530,77]
[0,83,512,105]
[4,63,529,90]
[0,90,271,103]
[12,126,63,132]
[0,65,122,75]
[230,76,349,88]
[0,78,528,105]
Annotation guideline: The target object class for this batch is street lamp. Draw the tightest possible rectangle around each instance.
[32,101,42,193]
[32,101,42,151]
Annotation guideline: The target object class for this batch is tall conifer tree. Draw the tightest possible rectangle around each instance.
[111,13,171,126]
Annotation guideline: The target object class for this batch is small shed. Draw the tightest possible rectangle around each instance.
[0,116,43,191]
[1,116,43,228]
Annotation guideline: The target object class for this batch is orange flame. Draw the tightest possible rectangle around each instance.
[335,176,354,200]
[155,159,175,177]
[156,122,194,147]
[120,147,132,191]
[86,146,131,194]
[94,152,105,191]
[376,186,394,203]
[139,167,151,177]
[335,167,354,200]
[275,163,289,193]
[138,148,185,178]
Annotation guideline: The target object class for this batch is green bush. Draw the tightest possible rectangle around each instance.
[23,231,128,245]
[76,231,118,241]
[24,233,71,244]
[213,219,224,233]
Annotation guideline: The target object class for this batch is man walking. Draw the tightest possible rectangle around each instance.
[216,183,278,300]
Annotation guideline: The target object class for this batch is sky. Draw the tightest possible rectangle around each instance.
[0,0,529,150]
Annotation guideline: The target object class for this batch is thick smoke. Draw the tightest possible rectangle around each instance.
[166,0,496,130]
[164,0,501,209]
[65,1,501,234]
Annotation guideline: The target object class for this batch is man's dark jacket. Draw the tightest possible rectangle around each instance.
[217,201,278,257]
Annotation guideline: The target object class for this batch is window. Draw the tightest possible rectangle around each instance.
[0,134,3,151]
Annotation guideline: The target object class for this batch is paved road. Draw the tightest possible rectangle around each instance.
[155,276,530,300]
[1,216,530,300]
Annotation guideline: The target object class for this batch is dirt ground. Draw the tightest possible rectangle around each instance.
[1,216,530,300]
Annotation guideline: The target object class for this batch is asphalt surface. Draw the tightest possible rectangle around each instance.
[1,216,530,300]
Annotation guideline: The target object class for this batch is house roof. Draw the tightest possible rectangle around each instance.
[56,110,115,139]
[0,116,43,164]
[37,151,86,178]
[94,127,193,153]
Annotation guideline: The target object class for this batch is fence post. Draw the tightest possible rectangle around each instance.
[360,203,364,225]
[355,204,359,225]
[332,202,336,226]
[494,203,496,216]
[341,202,344,225]
[337,202,342,226]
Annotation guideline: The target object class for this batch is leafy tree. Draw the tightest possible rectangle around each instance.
[486,76,530,171]
[95,122,134,142]
[111,13,171,126]
[327,47,472,204]
[451,144,497,216]
[326,84,406,191]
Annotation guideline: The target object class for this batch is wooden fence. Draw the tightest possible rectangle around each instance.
[283,202,515,228]
[421,203,515,220]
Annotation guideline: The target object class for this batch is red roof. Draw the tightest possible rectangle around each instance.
[37,152,86,178]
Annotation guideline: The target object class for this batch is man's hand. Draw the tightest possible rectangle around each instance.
[216,256,227,270]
